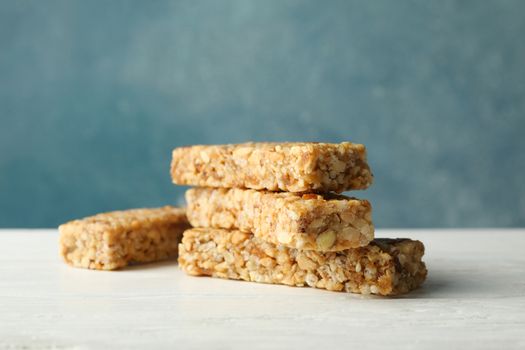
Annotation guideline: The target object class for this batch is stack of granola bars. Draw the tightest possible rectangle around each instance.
[58,141,426,296]
[171,142,427,296]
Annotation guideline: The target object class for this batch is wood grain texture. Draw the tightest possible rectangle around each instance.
[1,229,524,349]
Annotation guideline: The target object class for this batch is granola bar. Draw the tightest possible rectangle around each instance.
[178,228,427,296]
[171,142,372,193]
[59,206,190,270]
[186,187,374,251]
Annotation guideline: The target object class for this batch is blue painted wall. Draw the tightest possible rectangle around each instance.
[1,0,524,228]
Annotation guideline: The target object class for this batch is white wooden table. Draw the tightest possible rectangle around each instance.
[1,229,524,349]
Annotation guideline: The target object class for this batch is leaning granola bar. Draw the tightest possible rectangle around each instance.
[59,206,190,270]
[186,187,374,251]
[178,228,427,296]
[171,142,372,193]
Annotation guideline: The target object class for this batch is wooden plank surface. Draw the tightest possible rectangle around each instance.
[0,229,524,349]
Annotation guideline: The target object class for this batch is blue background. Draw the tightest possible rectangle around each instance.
[1,0,524,228]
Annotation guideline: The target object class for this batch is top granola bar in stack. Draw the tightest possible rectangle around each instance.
[170,142,373,193]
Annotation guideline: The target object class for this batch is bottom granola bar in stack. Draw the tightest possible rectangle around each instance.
[178,228,427,296]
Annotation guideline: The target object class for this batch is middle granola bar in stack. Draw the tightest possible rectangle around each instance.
[171,142,427,296]
[185,188,374,251]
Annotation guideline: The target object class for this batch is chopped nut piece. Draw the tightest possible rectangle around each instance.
[179,228,427,296]
[59,207,190,270]
[316,230,337,250]
[171,142,373,193]
[186,187,374,251]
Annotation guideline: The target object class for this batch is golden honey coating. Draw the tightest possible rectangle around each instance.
[59,206,190,270]
[186,188,374,251]
[171,142,373,193]
[178,228,427,296]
